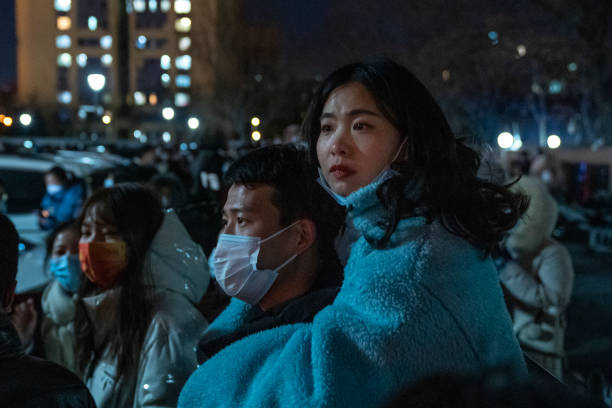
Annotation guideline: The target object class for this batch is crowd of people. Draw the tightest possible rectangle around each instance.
[0,58,600,407]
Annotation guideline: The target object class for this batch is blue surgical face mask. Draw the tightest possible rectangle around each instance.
[47,184,64,195]
[213,221,299,305]
[317,138,407,207]
[49,254,82,293]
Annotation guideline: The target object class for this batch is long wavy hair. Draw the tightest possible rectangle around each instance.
[304,58,528,254]
[75,183,164,380]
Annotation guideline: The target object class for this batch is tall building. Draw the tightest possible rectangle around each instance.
[16,0,220,140]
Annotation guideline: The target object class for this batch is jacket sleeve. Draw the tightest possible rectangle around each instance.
[134,326,199,408]
[499,244,574,310]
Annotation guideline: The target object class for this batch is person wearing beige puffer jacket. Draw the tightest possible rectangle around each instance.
[499,176,574,379]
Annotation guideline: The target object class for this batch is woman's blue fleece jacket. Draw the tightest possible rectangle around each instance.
[179,180,526,408]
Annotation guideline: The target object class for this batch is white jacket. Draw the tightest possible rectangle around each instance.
[83,210,209,408]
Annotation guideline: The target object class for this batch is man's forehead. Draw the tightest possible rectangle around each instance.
[224,183,277,212]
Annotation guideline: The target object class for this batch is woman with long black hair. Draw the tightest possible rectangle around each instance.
[179,58,529,408]
[76,183,209,407]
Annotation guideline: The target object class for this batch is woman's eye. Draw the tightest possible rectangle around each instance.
[236,217,246,225]
[353,122,369,130]
[320,124,333,133]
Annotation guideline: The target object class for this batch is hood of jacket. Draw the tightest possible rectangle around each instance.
[143,209,209,303]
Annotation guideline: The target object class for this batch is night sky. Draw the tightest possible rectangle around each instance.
[0,0,555,88]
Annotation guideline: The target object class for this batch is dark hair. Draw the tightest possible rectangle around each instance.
[148,172,188,209]
[223,144,344,286]
[45,166,69,185]
[44,221,80,267]
[304,58,528,254]
[75,183,164,379]
[0,214,19,301]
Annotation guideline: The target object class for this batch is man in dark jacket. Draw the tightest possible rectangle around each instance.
[198,144,345,362]
[0,213,95,408]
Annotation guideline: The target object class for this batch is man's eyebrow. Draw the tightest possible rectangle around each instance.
[222,206,255,215]
[320,109,380,120]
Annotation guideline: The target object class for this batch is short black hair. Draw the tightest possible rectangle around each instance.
[223,145,344,279]
[0,213,19,300]
[45,166,69,184]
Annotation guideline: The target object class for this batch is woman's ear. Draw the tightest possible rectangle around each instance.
[295,219,317,254]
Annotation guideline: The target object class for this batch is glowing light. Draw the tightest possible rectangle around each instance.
[187,117,199,129]
[149,0,158,12]
[24,140,34,149]
[133,129,143,139]
[510,137,523,151]
[162,107,175,120]
[88,16,98,31]
[176,74,191,88]
[175,17,192,33]
[442,70,450,81]
[54,0,71,12]
[175,55,192,70]
[57,53,72,67]
[57,91,72,104]
[178,37,191,51]
[251,117,260,127]
[134,0,146,12]
[517,44,527,57]
[19,114,32,126]
[175,93,190,107]
[101,54,113,66]
[102,114,111,124]
[189,142,198,150]
[497,132,514,149]
[97,145,106,153]
[162,132,172,143]
[160,0,170,12]
[56,35,71,49]
[568,62,578,72]
[160,55,171,70]
[76,53,87,67]
[175,0,191,13]
[547,134,561,149]
[134,92,146,105]
[87,73,106,92]
[161,73,170,85]
[149,93,158,106]
[3,117,13,127]
[251,131,262,141]
[100,35,112,49]
[57,16,71,30]
[137,35,147,49]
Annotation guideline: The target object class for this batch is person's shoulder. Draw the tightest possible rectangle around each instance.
[147,290,207,335]
[0,354,88,393]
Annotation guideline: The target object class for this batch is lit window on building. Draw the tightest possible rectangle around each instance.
[134,92,146,105]
[76,53,87,67]
[88,16,98,31]
[175,55,192,70]
[149,0,158,12]
[126,1,133,13]
[54,0,71,12]
[175,0,191,14]
[160,55,171,70]
[176,74,190,88]
[175,92,190,107]
[178,37,191,51]
[57,91,72,104]
[101,54,113,66]
[161,73,170,86]
[100,35,112,49]
[57,16,71,31]
[136,35,147,49]
[149,93,158,105]
[56,35,71,49]
[160,0,170,12]
[175,17,191,33]
[134,0,146,12]
[57,53,72,67]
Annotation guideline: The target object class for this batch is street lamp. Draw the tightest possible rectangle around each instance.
[19,113,32,127]
[251,116,261,127]
[187,117,199,129]
[547,134,561,149]
[251,130,261,142]
[162,107,175,120]
[497,132,513,149]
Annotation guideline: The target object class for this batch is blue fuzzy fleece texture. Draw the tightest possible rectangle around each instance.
[179,180,526,408]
